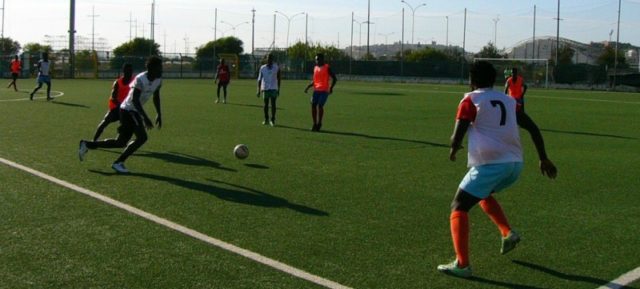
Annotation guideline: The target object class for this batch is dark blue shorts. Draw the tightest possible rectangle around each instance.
[311,91,329,106]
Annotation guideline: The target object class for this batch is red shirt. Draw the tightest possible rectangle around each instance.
[506,75,525,99]
[313,64,331,92]
[217,64,230,82]
[10,59,21,74]
[108,77,132,110]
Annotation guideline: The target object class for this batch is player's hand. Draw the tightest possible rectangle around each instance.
[304,88,309,94]
[144,117,154,130]
[155,115,162,129]
[449,145,463,161]
[329,88,333,95]
[256,91,261,98]
[540,159,557,179]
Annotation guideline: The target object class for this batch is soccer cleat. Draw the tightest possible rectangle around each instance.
[501,230,521,255]
[269,120,275,127]
[215,98,220,103]
[111,162,130,174]
[437,260,472,278]
[29,93,34,100]
[78,141,88,161]
[223,98,227,104]
[311,124,318,131]
[316,123,322,132]
[46,97,53,101]
[262,120,269,125]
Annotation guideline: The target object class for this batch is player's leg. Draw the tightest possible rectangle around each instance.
[45,80,52,100]
[270,96,276,125]
[263,96,270,125]
[216,82,222,103]
[93,109,119,141]
[30,80,43,100]
[113,112,147,165]
[311,92,319,131]
[222,82,228,103]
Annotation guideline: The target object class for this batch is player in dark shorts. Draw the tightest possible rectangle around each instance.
[91,63,134,141]
[7,55,22,92]
[215,58,230,103]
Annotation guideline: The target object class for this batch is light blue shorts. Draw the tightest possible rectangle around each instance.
[459,162,523,199]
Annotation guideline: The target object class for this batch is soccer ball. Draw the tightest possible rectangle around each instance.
[233,144,249,159]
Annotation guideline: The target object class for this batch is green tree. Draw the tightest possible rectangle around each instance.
[556,45,575,65]
[194,36,243,70]
[403,47,451,62]
[23,43,53,55]
[286,42,350,61]
[0,37,21,56]
[475,42,503,59]
[597,45,626,68]
[111,38,161,70]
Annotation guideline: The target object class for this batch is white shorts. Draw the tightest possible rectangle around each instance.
[459,162,523,199]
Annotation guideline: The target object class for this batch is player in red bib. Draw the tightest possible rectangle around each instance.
[438,61,556,278]
[504,67,527,112]
[304,53,337,132]
[7,55,22,91]
[91,63,134,141]
[215,58,231,103]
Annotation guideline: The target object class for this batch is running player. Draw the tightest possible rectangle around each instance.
[304,53,337,132]
[78,56,163,174]
[215,58,230,103]
[90,63,134,141]
[7,55,22,92]
[30,52,52,101]
[437,61,556,278]
[257,54,281,126]
[504,67,527,112]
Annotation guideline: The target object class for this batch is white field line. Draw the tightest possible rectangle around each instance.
[0,157,353,289]
[596,267,640,289]
[0,90,65,102]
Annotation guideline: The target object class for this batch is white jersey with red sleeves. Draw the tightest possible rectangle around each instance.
[120,72,162,112]
[456,88,523,167]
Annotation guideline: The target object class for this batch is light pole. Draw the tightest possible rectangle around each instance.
[220,21,249,37]
[445,16,449,47]
[492,15,500,47]
[400,0,426,44]
[274,11,304,48]
[378,32,394,56]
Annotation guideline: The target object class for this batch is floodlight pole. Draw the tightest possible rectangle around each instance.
[366,0,370,57]
[532,5,536,59]
[613,0,621,89]
[492,15,499,47]
[1,0,5,42]
[275,11,304,48]
[445,16,449,47]
[69,0,76,78]
[350,11,354,74]
[251,8,256,55]
[555,0,560,66]
[213,8,217,69]
[88,6,99,52]
[401,0,426,45]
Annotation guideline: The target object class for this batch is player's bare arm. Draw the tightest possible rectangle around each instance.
[304,82,313,93]
[516,111,557,179]
[449,120,470,161]
[153,87,162,128]
[328,67,337,94]
[111,81,119,105]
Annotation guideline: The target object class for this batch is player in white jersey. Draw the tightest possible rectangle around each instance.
[78,56,163,174]
[256,54,281,126]
[30,52,52,101]
[437,61,557,278]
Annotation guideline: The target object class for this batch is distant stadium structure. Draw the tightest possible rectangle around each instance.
[504,36,603,65]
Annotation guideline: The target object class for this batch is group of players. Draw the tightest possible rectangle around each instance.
[10,51,557,278]
[6,53,53,100]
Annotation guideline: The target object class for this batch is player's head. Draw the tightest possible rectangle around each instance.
[13,55,19,60]
[511,67,518,77]
[122,63,133,78]
[220,58,225,65]
[315,53,325,65]
[42,52,49,61]
[266,53,274,65]
[146,56,163,79]
[469,61,496,89]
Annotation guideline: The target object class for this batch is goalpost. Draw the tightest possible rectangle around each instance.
[474,58,549,88]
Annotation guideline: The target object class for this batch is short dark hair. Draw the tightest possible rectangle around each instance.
[146,56,162,70]
[469,61,496,88]
[316,53,325,60]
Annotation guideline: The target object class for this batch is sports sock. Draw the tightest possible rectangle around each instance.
[311,106,317,124]
[450,210,470,268]
[479,195,511,237]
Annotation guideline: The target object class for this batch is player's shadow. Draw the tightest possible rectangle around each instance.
[244,163,269,169]
[47,100,91,108]
[466,276,546,289]
[512,260,635,289]
[278,124,448,148]
[353,91,406,96]
[225,102,284,110]
[99,150,236,172]
[541,128,637,140]
[89,170,328,216]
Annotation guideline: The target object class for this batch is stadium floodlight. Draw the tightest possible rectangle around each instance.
[220,21,249,37]
[400,0,426,45]
[274,11,305,48]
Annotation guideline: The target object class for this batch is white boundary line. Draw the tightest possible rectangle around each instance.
[0,157,353,289]
[596,267,640,289]
[0,90,65,102]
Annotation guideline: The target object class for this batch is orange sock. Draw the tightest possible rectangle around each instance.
[450,210,470,268]
[479,195,511,237]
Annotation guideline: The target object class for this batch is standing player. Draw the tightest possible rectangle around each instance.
[7,55,22,92]
[256,54,281,126]
[90,63,134,141]
[437,61,557,278]
[504,67,527,112]
[30,52,52,101]
[215,58,230,104]
[78,56,163,174]
[304,53,337,132]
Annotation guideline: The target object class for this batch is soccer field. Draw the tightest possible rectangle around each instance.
[1,78,639,289]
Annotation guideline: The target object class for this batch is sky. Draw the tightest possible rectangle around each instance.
[2,0,640,55]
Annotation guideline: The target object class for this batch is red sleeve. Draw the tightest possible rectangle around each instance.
[456,96,476,122]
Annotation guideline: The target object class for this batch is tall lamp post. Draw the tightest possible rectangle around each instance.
[400,0,426,44]
[220,21,249,37]
[274,11,305,48]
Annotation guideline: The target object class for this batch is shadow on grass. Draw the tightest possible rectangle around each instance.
[49,100,91,108]
[278,124,449,148]
[513,260,636,289]
[98,150,236,172]
[541,128,637,140]
[244,163,269,169]
[467,276,546,289]
[224,102,284,110]
[89,170,328,216]
[352,91,406,96]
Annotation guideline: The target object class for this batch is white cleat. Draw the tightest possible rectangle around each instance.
[111,162,130,174]
[78,141,88,161]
